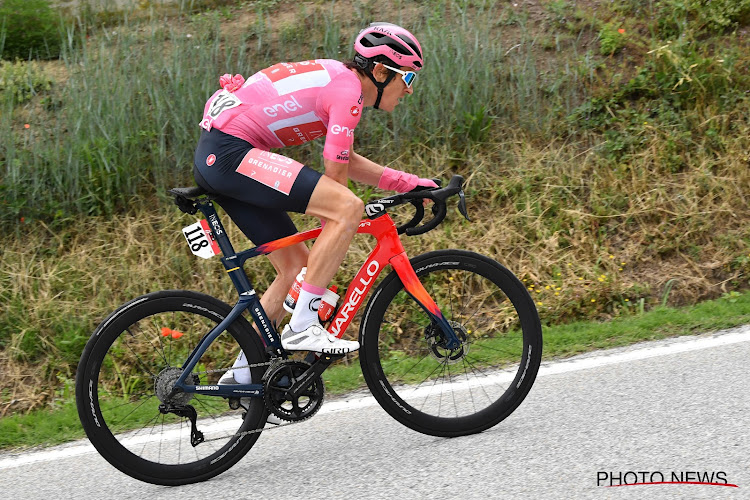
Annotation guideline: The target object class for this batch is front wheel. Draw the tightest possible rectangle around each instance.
[359,250,542,437]
[75,290,268,485]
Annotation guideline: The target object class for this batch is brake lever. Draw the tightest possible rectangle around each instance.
[458,190,471,221]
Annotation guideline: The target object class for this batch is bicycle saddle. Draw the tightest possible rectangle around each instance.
[168,186,208,200]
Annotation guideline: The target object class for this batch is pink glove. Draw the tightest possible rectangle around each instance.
[378,167,438,193]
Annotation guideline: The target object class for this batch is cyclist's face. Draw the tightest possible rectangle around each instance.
[373,64,414,112]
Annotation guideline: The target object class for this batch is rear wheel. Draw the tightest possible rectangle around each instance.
[75,290,267,485]
[359,250,542,437]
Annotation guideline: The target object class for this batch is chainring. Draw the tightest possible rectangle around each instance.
[263,360,324,422]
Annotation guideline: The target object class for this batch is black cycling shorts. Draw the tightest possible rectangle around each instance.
[193,128,322,245]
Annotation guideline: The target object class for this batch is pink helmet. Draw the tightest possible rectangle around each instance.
[354,22,424,71]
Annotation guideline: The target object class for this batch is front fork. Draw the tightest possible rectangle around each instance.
[389,252,462,351]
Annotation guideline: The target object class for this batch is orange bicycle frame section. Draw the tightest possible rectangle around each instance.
[248,213,460,349]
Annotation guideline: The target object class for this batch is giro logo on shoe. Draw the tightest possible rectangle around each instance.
[263,95,303,118]
[323,347,349,354]
[330,124,354,137]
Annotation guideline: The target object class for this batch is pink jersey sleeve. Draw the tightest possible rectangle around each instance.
[318,73,363,163]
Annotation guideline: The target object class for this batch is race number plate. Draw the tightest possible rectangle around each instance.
[199,90,242,131]
[182,220,220,259]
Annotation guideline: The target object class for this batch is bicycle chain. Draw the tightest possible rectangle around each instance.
[201,410,308,443]
[190,360,273,377]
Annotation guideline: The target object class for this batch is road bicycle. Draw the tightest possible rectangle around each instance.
[75,175,542,485]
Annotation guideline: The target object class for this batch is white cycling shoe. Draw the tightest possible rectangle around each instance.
[281,322,360,354]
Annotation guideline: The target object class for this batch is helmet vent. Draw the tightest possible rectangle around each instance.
[397,34,422,59]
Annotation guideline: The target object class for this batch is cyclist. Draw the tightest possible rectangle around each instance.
[193,22,435,383]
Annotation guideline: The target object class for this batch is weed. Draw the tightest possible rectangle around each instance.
[0,0,62,60]
[599,23,627,56]
[0,60,53,104]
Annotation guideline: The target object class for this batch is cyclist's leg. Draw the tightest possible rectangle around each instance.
[211,199,312,381]
[302,175,365,289]
[194,130,360,349]
[264,244,309,323]
[216,196,309,327]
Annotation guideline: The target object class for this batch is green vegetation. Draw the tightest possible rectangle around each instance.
[0,0,63,60]
[0,0,749,447]
[0,60,54,104]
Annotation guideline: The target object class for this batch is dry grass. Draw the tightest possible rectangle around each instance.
[2,130,749,414]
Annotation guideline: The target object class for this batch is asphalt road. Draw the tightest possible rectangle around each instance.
[2,326,748,499]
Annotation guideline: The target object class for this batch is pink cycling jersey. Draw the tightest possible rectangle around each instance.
[199,59,363,163]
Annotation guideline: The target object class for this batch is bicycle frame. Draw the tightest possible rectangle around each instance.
[172,198,460,399]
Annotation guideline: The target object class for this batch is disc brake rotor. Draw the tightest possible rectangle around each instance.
[424,321,470,364]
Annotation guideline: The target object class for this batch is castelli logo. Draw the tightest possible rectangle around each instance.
[206,154,216,166]
[351,106,360,116]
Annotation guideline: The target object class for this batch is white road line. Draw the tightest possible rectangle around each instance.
[2,326,748,470]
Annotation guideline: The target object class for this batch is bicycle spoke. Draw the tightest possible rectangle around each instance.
[122,332,158,378]
[460,356,502,405]
[107,394,157,432]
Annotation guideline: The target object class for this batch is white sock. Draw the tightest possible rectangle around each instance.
[289,283,324,332]
[229,351,252,384]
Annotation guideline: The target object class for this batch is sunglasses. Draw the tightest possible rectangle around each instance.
[381,63,417,88]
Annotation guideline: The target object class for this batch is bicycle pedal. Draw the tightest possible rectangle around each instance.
[228,397,241,410]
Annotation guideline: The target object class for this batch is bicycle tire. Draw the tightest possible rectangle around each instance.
[359,250,542,437]
[75,290,267,485]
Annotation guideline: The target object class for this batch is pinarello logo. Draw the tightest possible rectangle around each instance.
[350,106,360,116]
[206,154,216,166]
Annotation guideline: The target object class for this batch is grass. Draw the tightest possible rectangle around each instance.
[2,288,749,451]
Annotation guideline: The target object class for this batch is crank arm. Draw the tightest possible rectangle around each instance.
[286,353,343,400]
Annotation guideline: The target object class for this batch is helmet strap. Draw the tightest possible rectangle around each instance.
[365,68,396,110]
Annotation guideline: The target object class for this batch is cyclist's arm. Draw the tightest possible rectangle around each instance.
[348,150,438,192]
[347,150,384,186]
[324,158,349,187]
